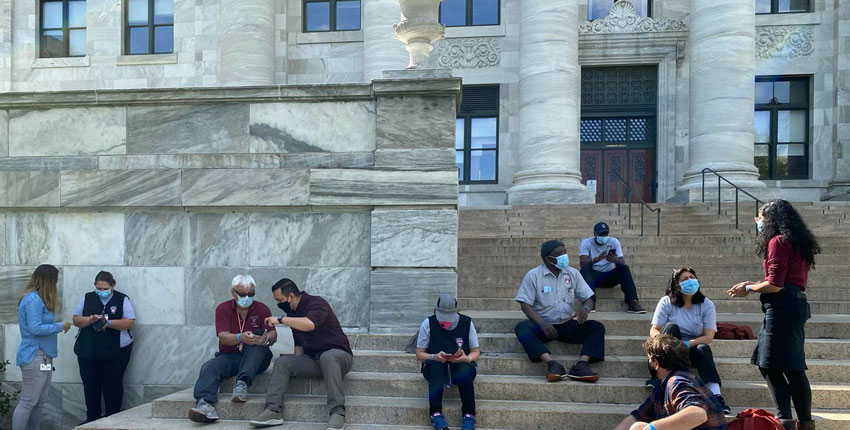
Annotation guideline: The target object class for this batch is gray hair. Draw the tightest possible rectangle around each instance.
[231,274,256,290]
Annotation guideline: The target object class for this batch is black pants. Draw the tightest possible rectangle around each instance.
[422,362,476,416]
[580,264,639,303]
[514,319,605,363]
[651,323,722,385]
[78,344,133,422]
[760,368,812,421]
[193,345,273,404]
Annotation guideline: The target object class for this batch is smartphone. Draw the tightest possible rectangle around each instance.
[92,315,107,331]
[252,328,266,336]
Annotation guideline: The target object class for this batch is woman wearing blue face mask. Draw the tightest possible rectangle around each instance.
[645,267,730,415]
[72,271,136,424]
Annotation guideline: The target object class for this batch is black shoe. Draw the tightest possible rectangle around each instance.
[627,300,646,314]
[566,360,599,383]
[645,377,661,389]
[546,360,568,382]
[716,394,732,415]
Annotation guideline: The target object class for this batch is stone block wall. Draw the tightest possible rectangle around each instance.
[0,77,460,429]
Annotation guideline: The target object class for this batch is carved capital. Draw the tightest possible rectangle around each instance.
[755,25,814,59]
[435,37,502,69]
[579,0,688,34]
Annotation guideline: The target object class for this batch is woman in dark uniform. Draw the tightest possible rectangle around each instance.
[727,200,819,430]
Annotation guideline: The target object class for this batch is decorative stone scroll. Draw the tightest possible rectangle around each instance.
[436,38,502,68]
[755,25,815,59]
[579,0,688,34]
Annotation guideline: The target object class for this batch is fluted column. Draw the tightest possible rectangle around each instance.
[507,0,589,205]
[679,0,764,194]
[828,0,850,199]
[219,0,275,86]
[363,0,408,81]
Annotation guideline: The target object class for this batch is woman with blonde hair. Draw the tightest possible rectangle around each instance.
[12,264,71,430]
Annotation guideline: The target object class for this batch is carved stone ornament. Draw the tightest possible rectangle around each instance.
[436,38,502,68]
[579,0,689,34]
[756,25,814,59]
[394,0,446,69]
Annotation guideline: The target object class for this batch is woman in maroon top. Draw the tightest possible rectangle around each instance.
[727,199,820,430]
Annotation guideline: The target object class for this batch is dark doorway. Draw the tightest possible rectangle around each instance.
[580,66,658,203]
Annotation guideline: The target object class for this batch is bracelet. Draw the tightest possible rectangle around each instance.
[745,284,753,293]
[583,305,591,312]
[278,316,284,324]
[648,423,657,430]
[236,333,241,343]
[106,320,111,328]
[684,340,690,348]
[431,353,436,361]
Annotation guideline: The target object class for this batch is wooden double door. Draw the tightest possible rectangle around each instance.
[580,148,654,203]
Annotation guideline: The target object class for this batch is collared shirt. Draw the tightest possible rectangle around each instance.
[74,292,136,348]
[16,292,64,366]
[631,370,728,430]
[579,236,624,273]
[651,296,717,341]
[515,264,594,325]
[284,292,351,357]
[416,317,480,349]
[214,299,275,354]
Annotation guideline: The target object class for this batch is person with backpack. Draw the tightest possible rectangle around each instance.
[727,200,819,430]
[415,294,480,430]
[646,267,731,415]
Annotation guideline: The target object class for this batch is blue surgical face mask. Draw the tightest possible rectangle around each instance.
[756,219,764,233]
[95,289,111,299]
[236,296,253,308]
[596,236,609,245]
[679,279,700,296]
[550,254,570,271]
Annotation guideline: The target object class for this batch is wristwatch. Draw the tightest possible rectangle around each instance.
[278,316,284,324]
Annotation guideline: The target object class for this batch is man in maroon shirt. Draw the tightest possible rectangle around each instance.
[188,275,277,423]
[248,278,352,430]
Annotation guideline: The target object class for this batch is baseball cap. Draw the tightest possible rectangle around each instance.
[435,293,459,324]
[593,222,609,235]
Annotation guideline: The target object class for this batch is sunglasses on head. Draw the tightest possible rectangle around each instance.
[232,289,255,298]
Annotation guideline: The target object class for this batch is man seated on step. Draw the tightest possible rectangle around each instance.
[612,334,728,430]
[579,222,646,313]
[514,239,606,383]
[188,275,277,424]
[249,278,353,430]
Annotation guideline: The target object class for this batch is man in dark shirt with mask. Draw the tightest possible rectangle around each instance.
[249,278,352,430]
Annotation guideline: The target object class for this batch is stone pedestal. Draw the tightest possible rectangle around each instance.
[507,0,592,205]
[678,0,764,198]
[363,0,409,82]
[219,0,275,86]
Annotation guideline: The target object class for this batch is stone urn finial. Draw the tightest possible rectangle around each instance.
[393,0,446,69]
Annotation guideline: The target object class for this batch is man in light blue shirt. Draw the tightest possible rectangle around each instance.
[579,222,645,313]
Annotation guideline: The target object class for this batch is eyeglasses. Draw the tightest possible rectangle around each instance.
[232,290,255,298]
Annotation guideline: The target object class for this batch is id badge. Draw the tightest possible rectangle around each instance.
[40,363,52,372]
[543,285,552,293]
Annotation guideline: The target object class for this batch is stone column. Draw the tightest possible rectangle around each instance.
[0,0,12,92]
[219,0,275,86]
[507,0,591,204]
[363,0,408,81]
[679,0,764,197]
[828,0,850,199]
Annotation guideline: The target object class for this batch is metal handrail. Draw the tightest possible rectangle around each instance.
[606,169,661,236]
[700,167,762,230]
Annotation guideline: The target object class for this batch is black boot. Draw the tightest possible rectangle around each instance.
[798,420,815,430]
[780,419,797,430]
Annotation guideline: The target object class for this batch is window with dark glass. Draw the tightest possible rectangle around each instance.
[303,0,361,32]
[440,0,499,27]
[40,0,86,58]
[754,76,809,179]
[456,86,499,184]
[125,0,173,54]
[588,0,649,20]
[756,0,809,14]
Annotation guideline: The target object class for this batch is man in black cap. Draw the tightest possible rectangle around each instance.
[579,222,645,313]
[514,240,605,383]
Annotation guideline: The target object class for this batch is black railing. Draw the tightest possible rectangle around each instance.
[606,169,661,236]
[700,167,762,230]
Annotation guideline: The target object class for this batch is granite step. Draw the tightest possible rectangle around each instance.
[457,244,850,257]
[457,236,850,247]
[147,390,850,430]
[349,334,850,360]
[459,264,771,276]
[464,311,850,339]
[458,275,850,289]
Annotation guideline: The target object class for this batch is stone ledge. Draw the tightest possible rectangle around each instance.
[756,11,821,26]
[444,24,505,39]
[116,53,179,66]
[31,56,90,69]
[296,30,364,44]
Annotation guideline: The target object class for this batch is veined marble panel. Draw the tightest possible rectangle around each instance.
[370,269,457,332]
[278,152,375,169]
[98,154,280,170]
[309,169,458,206]
[0,214,6,266]
[308,267,370,328]
[376,96,455,150]
[181,169,309,207]
[8,213,125,266]
[3,323,80,383]
[125,213,186,266]
[0,156,97,171]
[59,266,185,325]
[248,101,376,153]
[371,210,458,268]
[0,110,8,158]
[0,171,60,207]
[60,170,181,207]
[185,267,310,326]
[126,104,250,154]
[374,148,456,170]
[0,267,35,323]
[189,213,250,267]
[8,107,126,156]
[249,212,370,267]
[124,325,220,385]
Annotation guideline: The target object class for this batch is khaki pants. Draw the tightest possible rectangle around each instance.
[263,349,353,416]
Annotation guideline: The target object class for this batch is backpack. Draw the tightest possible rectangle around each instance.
[715,323,755,340]
[728,408,785,430]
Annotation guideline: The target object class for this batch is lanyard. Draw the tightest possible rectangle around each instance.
[236,309,247,351]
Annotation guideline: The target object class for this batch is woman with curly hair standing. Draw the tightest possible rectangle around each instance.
[727,200,820,430]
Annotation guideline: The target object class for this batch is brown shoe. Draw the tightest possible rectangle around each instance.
[546,360,568,382]
[566,360,599,383]
[627,300,646,314]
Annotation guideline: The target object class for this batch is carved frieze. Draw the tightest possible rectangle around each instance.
[755,25,814,59]
[436,37,502,69]
[579,0,688,34]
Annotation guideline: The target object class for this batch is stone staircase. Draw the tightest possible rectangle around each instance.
[80,202,850,430]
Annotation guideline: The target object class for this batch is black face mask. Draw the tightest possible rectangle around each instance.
[648,361,659,379]
[278,301,291,313]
